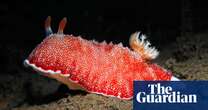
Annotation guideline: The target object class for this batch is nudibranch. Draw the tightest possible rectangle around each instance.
[24,16,179,100]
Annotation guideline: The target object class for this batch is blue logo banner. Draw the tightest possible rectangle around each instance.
[133,81,208,110]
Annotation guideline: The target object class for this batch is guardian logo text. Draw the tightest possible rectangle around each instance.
[136,83,197,103]
[133,81,208,110]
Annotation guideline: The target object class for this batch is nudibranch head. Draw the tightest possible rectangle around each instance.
[25,16,75,76]
[24,16,88,90]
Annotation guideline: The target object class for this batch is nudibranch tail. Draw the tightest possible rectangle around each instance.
[58,17,67,34]
[45,16,53,36]
[129,32,159,60]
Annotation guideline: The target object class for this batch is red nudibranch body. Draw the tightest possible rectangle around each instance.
[24,16,179,100]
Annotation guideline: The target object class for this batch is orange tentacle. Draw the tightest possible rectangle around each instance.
[58,17,67,34]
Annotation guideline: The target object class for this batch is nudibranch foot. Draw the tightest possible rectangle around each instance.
[24,59,62,75]
[24,59,85,90]
[171,76,180,81]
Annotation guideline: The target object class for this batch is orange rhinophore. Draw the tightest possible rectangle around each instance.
[24,16,179,100]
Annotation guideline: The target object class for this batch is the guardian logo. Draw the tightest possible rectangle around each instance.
[136,83,197,103]
[134,81,208,110]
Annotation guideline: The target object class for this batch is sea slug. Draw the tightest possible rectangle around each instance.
[24,16,179,100]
